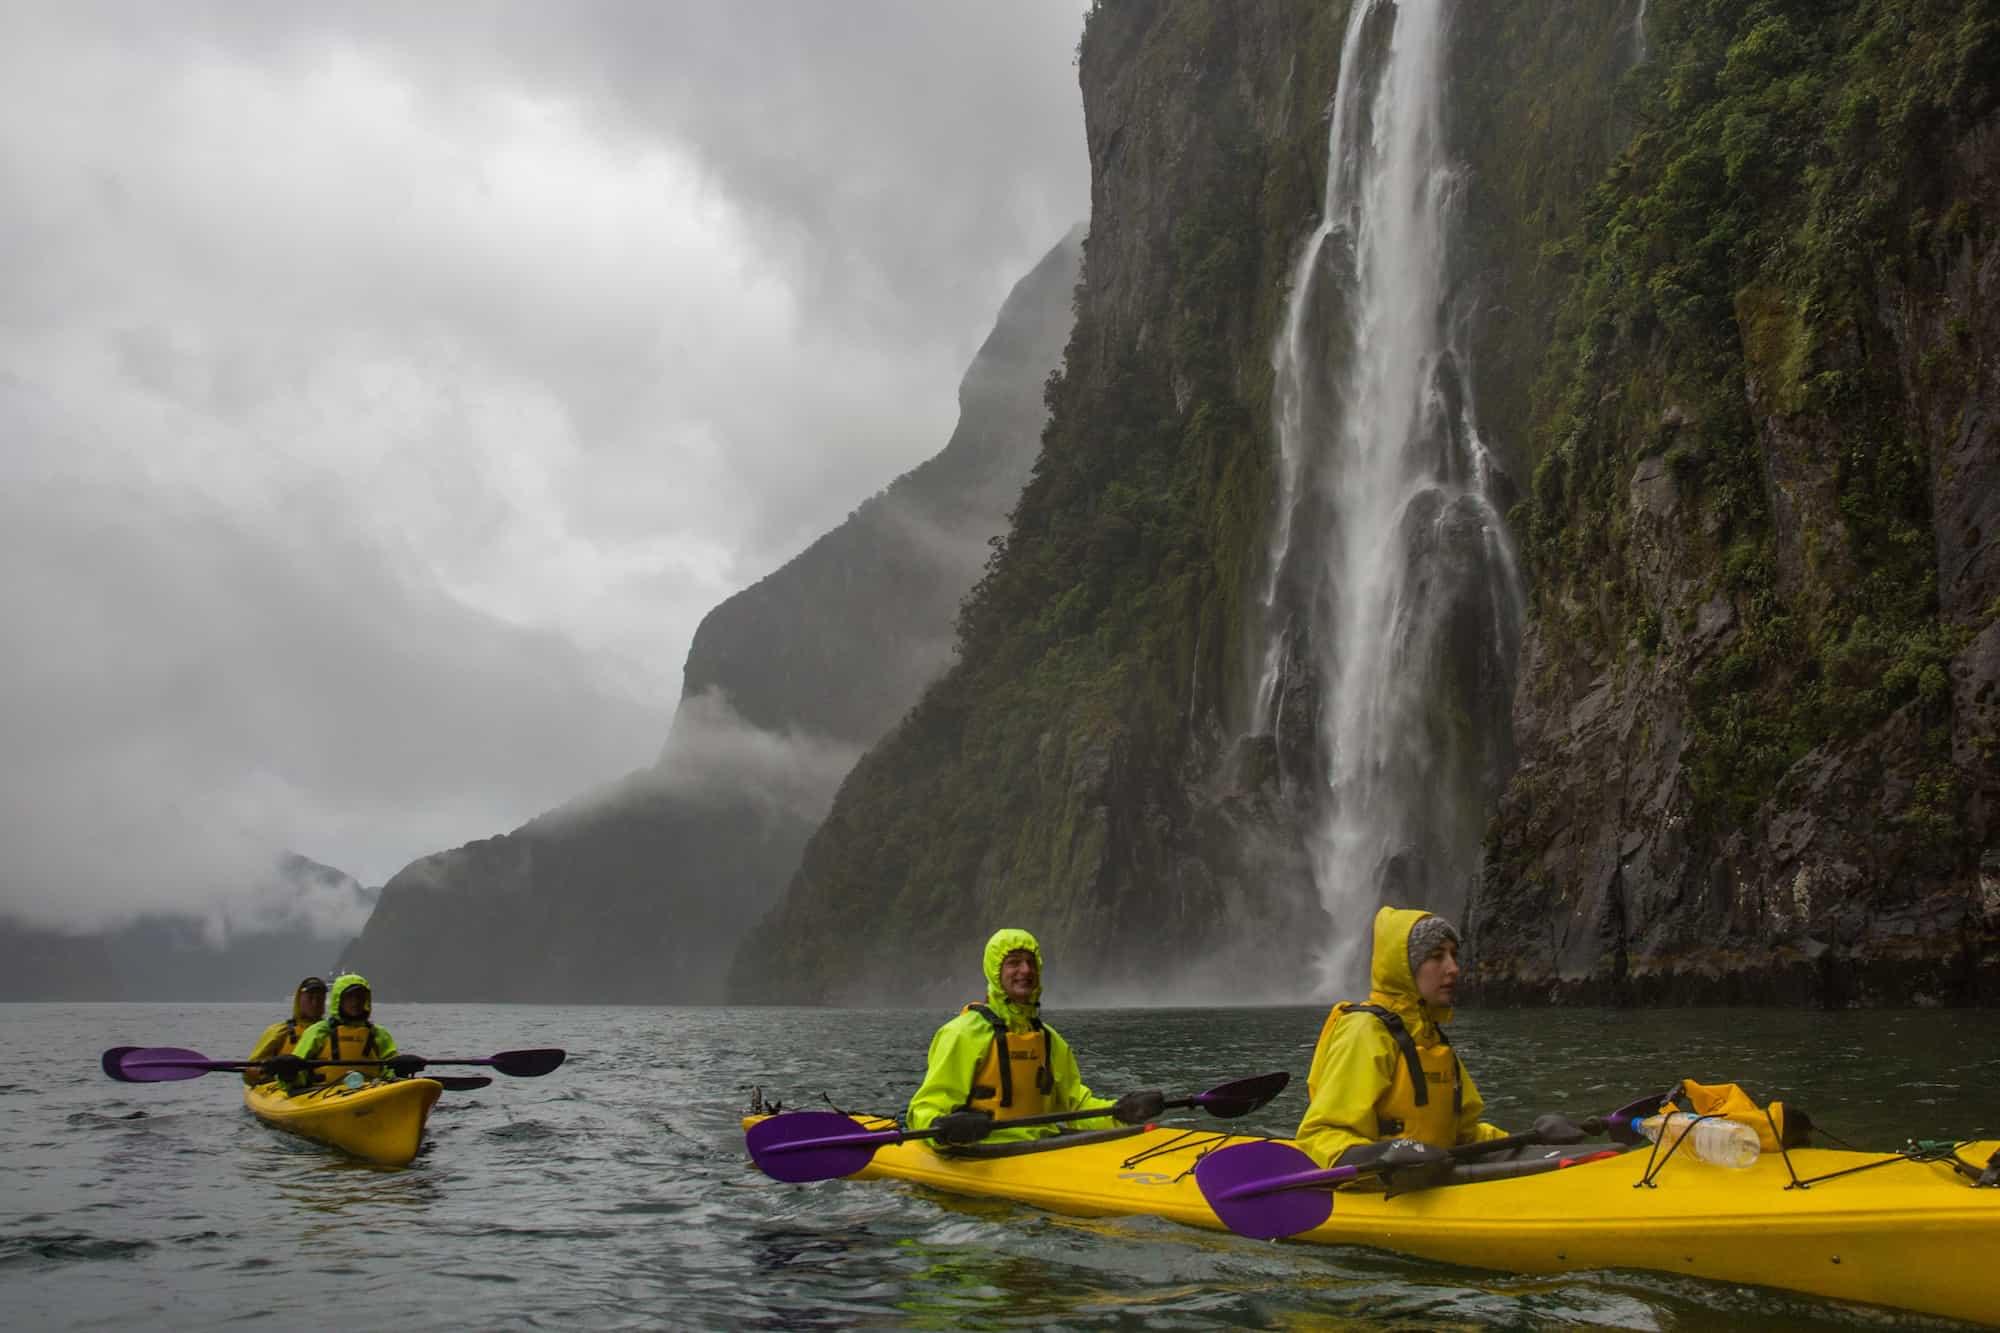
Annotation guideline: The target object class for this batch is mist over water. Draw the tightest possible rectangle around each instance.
[1255,0,1523,995]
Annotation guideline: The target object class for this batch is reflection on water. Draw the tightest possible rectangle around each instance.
[0,1001,1992,1329]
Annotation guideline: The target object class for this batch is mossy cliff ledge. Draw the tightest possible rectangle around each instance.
[1468,0,2000,1004]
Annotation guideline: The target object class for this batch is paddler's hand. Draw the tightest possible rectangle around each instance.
[932,1110,995,1145]
[1110,1090,1166,1125]
[384,1054,426,1078]
[1532,1112,1587,1145]
[1336,1137,1451,1182]
[263,1054,307,1082]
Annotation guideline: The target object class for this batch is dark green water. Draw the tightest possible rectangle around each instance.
[1,1003,1993,1329]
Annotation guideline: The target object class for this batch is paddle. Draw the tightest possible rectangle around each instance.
[1196,1137,1622,1240]
[748,1071,1291,1184]
[102,1046,566,1082]
[430,1075,493,1092]
[1193,1096,1658,1241]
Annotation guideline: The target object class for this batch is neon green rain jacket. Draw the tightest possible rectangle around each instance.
[1294,906,1509,1167]
[243,979,325,1085]
[288,973,397,1085]
[906,928,1115,1143]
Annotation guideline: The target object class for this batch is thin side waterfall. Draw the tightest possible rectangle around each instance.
[1633,0,1651,67]
[1253,0,1523,995]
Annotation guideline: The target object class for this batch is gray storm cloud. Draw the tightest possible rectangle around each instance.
[0,2,1087,930]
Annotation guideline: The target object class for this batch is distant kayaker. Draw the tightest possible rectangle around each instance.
[267,973,419,1087]
[243,976,327,1085]
[907,928,1163,1146]
[1295,907,1513,1171]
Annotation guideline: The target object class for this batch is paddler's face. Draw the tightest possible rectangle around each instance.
[339,987,368,1020]
[299,987,326,1022]
[999,950,1038,1003]
[1415,941,1459,1007]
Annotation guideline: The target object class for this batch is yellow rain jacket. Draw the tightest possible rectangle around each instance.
[288,973,397,1085]
[1295,907,1510,1167]
[906,928,1116,1144]
[243,979,326,1085]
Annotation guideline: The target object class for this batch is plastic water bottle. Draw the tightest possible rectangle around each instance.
[1634,1112,1761,1168]
[342,1071,365,1090]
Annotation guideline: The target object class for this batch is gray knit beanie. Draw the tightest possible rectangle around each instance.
[1405,914,1461,980]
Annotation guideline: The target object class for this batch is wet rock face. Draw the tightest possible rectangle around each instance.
[1467,92,2000,1006]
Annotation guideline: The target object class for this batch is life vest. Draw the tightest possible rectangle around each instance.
[1330,1002,1464,1148]
[958,1003,1055,1121]
[306,1021,386,1084]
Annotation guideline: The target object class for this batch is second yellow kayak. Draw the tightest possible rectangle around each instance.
[244,1077,442,1167]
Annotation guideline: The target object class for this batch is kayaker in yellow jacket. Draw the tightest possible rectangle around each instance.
[907,928,1162,1146]
[1296,906,1512,1169]
[275,973,412,1087]
[243,976,327,1085]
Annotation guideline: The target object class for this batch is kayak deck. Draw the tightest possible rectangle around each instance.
[245,1077,443,1167]
[750,1114,2000,1326]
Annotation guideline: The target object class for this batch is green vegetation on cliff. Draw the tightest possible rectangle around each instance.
[1523,0,1998,836]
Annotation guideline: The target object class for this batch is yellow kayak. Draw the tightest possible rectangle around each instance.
[747,1114,2000,1326]
[245,1077,443,1167]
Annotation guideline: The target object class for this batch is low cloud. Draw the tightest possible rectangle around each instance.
[654,689,865,824]
[0,471,664,931]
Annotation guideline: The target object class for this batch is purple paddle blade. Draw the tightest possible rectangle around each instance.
[1194,1141,1339,1241]
[100,1046,140,1081]
[1187,1071,1290,1118]
[746,1111,897,1183]
[1601,1091,1668,1146]
[112,1047,216,1082]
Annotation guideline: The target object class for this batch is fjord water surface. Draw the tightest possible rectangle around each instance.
[1,1002,1992,1330]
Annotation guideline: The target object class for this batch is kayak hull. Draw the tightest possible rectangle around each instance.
[245,1078,443,1167]
[749,1114,2000,1326]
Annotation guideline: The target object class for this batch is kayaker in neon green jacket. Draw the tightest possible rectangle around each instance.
[1295,906,1513,1169]
[276,973,410,1087]
[907,928,1160,1145]
[243,976,326,1085]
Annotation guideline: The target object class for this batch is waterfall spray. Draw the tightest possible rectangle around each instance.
[1254,0,1523,995]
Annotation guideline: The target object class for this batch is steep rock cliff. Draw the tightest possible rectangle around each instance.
[1468,0,2000,1004]
[344,232,1081,1002]
[731,1,1369,1004]
[734,0,1996,1007]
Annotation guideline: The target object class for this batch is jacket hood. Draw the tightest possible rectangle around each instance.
[290,978,327,1023]
[981,928,1042,1028]
[1366,906,1452,1030]
[326,973,372,1022]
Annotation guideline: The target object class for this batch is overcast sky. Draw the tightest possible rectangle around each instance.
[0,1,1089,929]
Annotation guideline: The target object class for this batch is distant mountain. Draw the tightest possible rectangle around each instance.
[0,853,376,1001]
[341,228,1084,1003]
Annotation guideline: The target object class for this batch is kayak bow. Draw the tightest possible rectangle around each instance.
[245,1077,442,1167]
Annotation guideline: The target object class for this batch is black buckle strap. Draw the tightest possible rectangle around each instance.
[1347,1003,1462,1115]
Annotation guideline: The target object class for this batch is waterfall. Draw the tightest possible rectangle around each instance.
[1254,0,1523,995]
[1632,0,1651,67]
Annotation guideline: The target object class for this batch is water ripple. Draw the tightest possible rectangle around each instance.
[0,1002,1987,1330]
